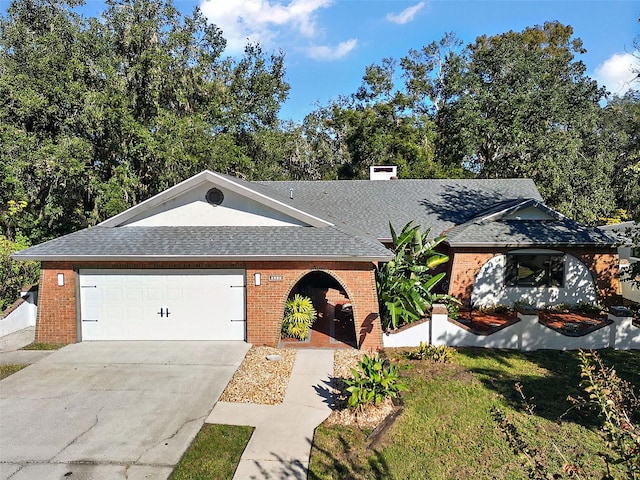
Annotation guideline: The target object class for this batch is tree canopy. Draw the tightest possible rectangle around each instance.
[1,5,639,306]
[306,21,638,225]
[0,0,290,243]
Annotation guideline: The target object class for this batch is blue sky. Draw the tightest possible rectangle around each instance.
[3,0,638,122]
[194,0,639,121]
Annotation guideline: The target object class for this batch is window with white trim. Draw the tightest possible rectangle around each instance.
[505,253,565,287]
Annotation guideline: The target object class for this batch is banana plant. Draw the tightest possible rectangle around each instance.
[376,221,458,330]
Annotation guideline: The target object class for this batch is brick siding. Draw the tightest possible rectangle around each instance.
[447,251,497,307]
[36,261,383,349]
[37,263,77,344]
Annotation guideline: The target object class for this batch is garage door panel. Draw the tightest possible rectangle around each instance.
[79,269,246,341]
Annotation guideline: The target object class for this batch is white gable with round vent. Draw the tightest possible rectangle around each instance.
[122,181,308,227]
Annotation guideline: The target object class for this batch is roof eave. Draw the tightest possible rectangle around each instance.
[447,242,616,248]
[11,254,393,263]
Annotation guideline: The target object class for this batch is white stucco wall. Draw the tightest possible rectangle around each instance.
[471,249,597,308]
[123,182,307,227]
[382,306,640,351]
[383,321,430,348]
[0,291,37,337]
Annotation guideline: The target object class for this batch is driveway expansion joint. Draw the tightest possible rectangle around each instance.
[135,415,206,465]
[51,410,102,462]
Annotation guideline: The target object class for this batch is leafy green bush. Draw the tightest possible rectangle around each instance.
[579,351,639,479]
[281,294,317,340]
[406,342,455,362]
[477,304,514,315]
[0,234,39,312]
[575,301,605,315]
[545,303,573,313]
[492,304,513,314]
[345,354,408,411]
[543,302,605,316]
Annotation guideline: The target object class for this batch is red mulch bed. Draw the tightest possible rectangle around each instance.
[538,311,612,336]
[452,310,519,335]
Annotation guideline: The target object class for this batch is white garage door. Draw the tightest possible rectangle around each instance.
[79,269,246,341]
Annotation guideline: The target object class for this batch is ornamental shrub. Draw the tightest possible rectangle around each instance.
[345,354,408,411]
[406,342,455,362]
[0,234,39,312]
[281,294,317,340]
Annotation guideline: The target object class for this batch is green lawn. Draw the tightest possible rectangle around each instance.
[309,348,640,480]
[170,424,253,480]
[20,342,64,350]
[0,364,27,380]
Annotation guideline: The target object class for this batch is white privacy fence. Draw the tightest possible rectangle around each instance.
[383,305,639,351]
[0,288,38,337]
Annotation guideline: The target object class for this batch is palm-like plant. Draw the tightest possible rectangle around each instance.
[376,221,457,330]
[282,294,317,340]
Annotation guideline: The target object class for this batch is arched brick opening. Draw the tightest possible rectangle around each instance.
[281,269,358,348]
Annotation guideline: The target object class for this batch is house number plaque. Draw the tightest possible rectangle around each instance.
[268,275,284,282]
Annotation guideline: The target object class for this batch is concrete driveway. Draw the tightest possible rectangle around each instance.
[0,341,250,480]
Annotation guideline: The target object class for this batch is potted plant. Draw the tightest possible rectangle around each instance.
[281,294,317,340]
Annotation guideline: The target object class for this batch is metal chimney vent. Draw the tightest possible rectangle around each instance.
[205,188,224,206]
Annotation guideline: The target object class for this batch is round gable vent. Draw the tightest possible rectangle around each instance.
[205,187,224,206]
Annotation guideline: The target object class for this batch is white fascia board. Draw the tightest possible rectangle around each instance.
[479,200,530,222]
[13,254,393,262]
[476,199,532,223]
[99,170,333,228]
[447,241,614,248]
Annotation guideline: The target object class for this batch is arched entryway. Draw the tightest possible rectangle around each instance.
[283,270,357,348]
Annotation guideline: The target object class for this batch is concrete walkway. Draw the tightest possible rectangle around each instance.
[0,327,53,365]
[206,349,334,480]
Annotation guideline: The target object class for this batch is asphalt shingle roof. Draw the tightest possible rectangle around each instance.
[446,219,615,247]
[257,178,543,240]
[12,225,392,261]
[14,174,615,261]
[599,221,638,245]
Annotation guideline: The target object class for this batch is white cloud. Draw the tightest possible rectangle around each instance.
[306,39,358,60]
[199,0,334,54]
[594,52,639,96]
[386,2,425,25]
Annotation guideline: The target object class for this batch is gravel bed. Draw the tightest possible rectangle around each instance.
[219,346,296,405]
[333,348,369,379]
[220,347,398,429]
